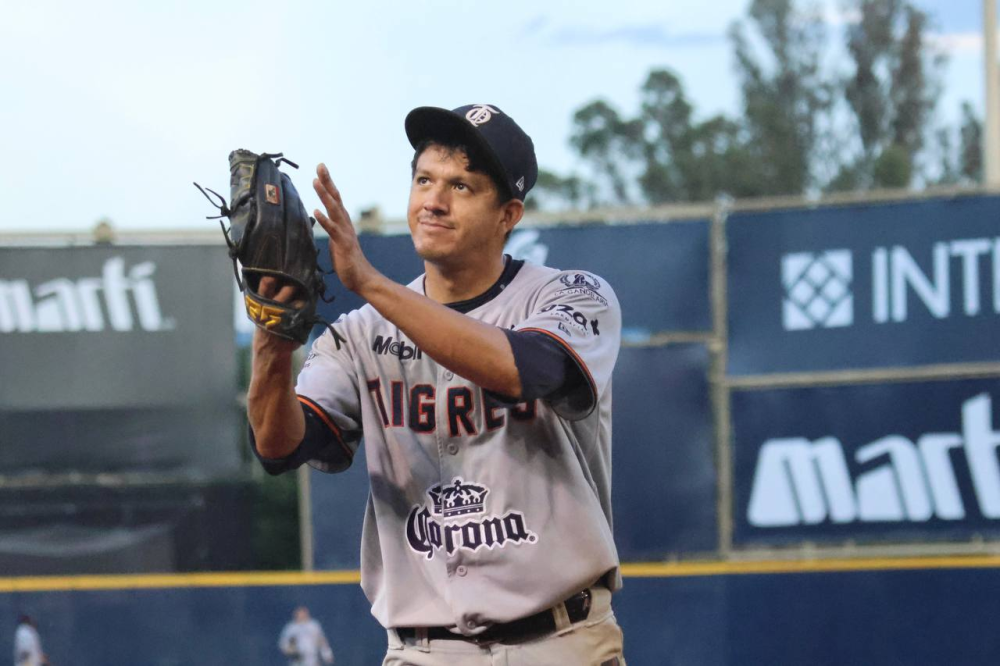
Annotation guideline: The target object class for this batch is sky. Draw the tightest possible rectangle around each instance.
[0,0,986,233]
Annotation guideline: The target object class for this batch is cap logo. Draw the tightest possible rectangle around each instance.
[465,105,500,127]
[516,176,525,192]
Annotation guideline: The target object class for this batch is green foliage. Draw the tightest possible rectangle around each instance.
[960,102,984,184]
[873,144,913,188]
[839,0,944,189]
[529,168,591,211]
[569,100,644,205]
[252,471,301,570]
[564,68,771,208]
[236,343,301,571]
[545,0,967,208]
[729,0,831,195]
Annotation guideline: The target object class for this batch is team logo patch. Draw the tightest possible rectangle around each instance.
[560,273,601,291]
[465,105,500,126]
[265,183,280,204]
[540,302,590,336]
[557,272,607,306]
[406,478,538,560]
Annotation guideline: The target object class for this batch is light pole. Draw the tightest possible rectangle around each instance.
[984,0,1000,185]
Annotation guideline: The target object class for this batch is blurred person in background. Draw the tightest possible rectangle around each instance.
[13,615,48,666]
[279,606,335,666]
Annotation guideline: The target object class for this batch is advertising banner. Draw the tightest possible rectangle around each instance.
[612,343,717,557]
[0,245,240,475]
[732,377,1000,546]
[726,195,1000,375]
[315,219,712,336]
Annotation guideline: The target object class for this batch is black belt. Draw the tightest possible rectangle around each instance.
[397,588,594,645]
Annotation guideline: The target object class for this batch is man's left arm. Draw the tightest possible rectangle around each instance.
[314,622,334,664]
[311,164,521,397]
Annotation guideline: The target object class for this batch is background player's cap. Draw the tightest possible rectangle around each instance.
[404,104,538,202]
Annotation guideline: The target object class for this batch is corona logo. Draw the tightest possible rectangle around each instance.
[245,296,283,328]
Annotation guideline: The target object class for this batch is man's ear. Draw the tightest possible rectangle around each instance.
[500,198,525,236]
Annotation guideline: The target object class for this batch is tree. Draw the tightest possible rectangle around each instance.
[543,0,960,210]
[568,100,644,205]
[635,69,694,203]
[528,169,591,212]
[729,0,831,196]
[833,0,945,190]
[564,69,764,207]
[959,102,983,184]
[636,70,763,202]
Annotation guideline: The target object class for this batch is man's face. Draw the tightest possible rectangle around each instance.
[407,145,516,265]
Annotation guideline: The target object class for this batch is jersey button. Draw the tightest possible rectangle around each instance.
[447,443,459,455]
[444,371,454,380]
[456,565,468,577]
[465,620,477,630]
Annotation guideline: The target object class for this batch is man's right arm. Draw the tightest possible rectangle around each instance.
[247,277,307,459]
[247,328,305,459]
[247,276,361,474]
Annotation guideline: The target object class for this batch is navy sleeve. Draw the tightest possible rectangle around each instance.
[249,399,355,476]
[502,328,586,401]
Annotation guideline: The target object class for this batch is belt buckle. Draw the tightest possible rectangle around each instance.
[578,588,593,619]
[469,630,496,646]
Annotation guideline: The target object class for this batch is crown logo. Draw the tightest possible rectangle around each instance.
[428,478,489,519]
[560,272,601,291]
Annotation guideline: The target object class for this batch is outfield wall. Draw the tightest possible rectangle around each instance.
[2,560,999,665]
[2,190,1000,664]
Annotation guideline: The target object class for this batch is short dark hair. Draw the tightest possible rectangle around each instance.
[410,139,514,204]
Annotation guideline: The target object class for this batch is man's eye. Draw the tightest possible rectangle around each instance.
[454,183,467,191]
[416,176,429,185]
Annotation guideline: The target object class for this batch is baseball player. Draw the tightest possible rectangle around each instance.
[278,606,335,666]
[13,615,48,666]
[248,104,625,665]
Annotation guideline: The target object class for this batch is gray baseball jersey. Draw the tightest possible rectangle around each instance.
[296,259,621,634]
[14,624,42,666]
[278,618,333,665]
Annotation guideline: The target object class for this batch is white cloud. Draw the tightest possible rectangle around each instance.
[927,31,984,55]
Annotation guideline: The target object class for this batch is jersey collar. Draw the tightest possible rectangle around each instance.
[440,255,525,314]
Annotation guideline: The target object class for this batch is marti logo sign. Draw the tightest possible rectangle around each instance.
[748,394,1000,527]
[0,257,174,333]
[781,236,1000,331]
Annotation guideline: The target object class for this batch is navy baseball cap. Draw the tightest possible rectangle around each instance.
[405,104,538,201]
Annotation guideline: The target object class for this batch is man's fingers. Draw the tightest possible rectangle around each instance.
[313,207,336,236]
[258,276,302,303]
[259,276,278,298]
[313,177,346,221]
[276,283,300,303]
[316,163,342,202]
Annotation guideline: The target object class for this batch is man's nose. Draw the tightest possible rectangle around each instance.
[422,184,449,213]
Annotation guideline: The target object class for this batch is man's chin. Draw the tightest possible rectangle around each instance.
[411,239,452,263]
